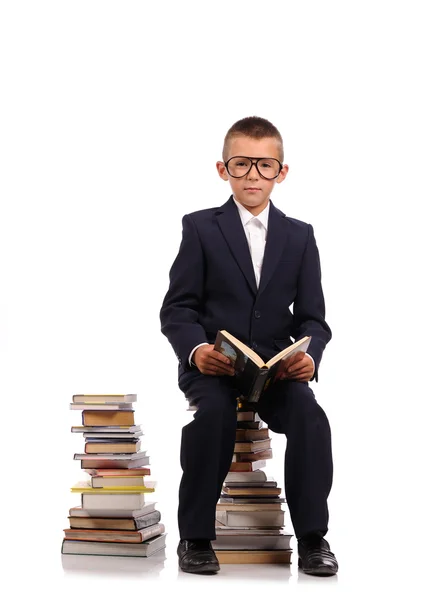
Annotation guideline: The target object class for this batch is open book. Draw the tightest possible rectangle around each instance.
[214,330,311,402]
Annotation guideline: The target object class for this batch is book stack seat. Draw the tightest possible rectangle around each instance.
[213,398,293,564]
[61,394,166,558]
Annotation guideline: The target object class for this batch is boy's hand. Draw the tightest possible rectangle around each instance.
[193,345,235,376]
[280,351,314,382]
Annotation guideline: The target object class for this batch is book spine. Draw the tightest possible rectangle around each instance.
[247,369,269,403]
[81,460,130,469]
[134,510,161,529]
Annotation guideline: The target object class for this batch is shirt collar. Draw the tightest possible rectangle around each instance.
[233,196,270,231]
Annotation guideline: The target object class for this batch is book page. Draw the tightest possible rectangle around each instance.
[217,330,264,368]
[265,336,311,368]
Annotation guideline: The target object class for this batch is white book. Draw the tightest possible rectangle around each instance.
[216,510,285,527]
[70,403,134,410]
[215,524,283,531]
[91,476,149,488]
[213,533,292,551]
[72,394,137,404]
[83,432,143,439]
[81,492,146,510]
[69,501,157,518]
[71,426,142,433]
[224,470,267,483]
[61,533,167,557]
[65,523,165,543]
[215,528,288,535]
[74,451,146,460]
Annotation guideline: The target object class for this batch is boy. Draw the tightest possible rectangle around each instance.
[160,116,338,576]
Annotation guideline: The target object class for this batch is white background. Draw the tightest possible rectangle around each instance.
[1,1,443,598]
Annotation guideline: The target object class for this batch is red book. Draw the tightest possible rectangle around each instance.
[83,468,151,476]
[229,459,266,472]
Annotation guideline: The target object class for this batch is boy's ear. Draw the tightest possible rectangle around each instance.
[277,164,289,183]
[216,161,229,181]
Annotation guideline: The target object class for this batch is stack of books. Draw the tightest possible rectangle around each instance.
[213,400,293,564]
[61,394,167,558]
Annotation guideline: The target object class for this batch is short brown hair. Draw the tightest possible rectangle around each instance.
[223,116,284,162]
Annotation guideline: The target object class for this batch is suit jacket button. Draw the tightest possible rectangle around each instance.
[254,310,261,318]
[252,341,258,349]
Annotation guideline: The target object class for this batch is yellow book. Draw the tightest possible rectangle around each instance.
[71,481,155,494]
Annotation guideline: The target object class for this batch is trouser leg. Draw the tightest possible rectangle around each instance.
[178,375,238,540]
[258,381,333,539]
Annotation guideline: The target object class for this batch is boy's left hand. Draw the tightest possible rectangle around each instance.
[280,351,314,382]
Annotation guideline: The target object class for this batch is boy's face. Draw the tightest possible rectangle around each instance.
[216,135,288,214]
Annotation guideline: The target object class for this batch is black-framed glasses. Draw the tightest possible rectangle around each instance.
[225,156,283,180]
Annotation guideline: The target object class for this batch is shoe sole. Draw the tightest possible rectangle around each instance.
[180,563,220,574]
[298,558,337,576]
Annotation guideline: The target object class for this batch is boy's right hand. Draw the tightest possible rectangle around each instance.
[193,345,235,376]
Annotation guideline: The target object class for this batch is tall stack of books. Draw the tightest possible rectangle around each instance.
[61,394,167,558]
[213,399,293,564]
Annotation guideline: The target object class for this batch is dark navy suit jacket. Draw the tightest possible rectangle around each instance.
[160,196,331,383]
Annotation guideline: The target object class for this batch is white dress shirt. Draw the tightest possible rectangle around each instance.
[189,197,314,374]
[234,197,269,288]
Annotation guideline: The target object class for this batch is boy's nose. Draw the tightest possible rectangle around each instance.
[247,163,260,179]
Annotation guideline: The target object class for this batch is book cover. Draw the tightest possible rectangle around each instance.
[215,510,285,527]
[82,411,135,426]
[70,404,134,411]
[61,533,167,557]
[68,510,161,531]
[235,428,270,442]
[72,394,137,404]
[71,425,142,434]
[219,496,285,504]
[81,492,146,510]
[84,440,141,454]
[224,469,268,483]
[83,433,143,440]
[222,480,278,487]
[83,468,151,476]
[216,502,283,511]
[64,522,165,543]
[214,549,292,564]
[233,438,271,453]
[213,533,292,551]
[74,451,146,460]
[228,459,267,472]
[80,456,150,469]
[215,527,287,536]
[222,485,282,496]
[235,448,273,462]
[91,475,148,487]
[68,502,157,519]
[236,411,262,423]
[71,481,155,493]
[236,420,264,429]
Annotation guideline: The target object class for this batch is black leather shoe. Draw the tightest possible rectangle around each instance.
[298,535,338,576]
[177,540,220,574]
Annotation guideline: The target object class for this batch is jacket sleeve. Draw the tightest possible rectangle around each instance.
[159,214,208,370]
[292,224,332,382]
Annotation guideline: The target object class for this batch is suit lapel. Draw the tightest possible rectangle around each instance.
[258,201,288,296]
[216,197,257,295]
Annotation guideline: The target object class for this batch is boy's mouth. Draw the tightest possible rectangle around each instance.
[245,187,261,192]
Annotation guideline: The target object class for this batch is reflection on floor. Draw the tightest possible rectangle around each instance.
[61,545,338,586]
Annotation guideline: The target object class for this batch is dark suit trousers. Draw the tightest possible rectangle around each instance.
[178,373,333,541]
